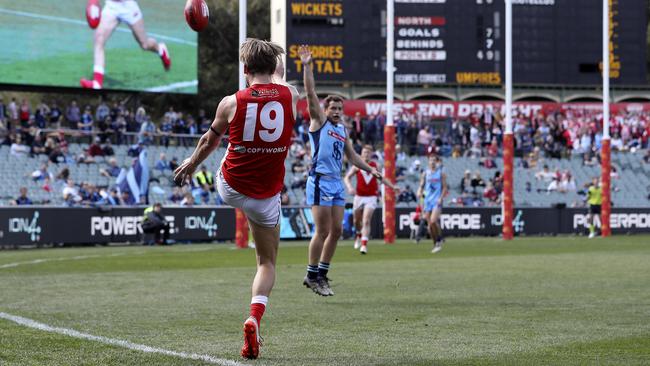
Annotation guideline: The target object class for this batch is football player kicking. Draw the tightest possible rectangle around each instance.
[344,144,398,254]
[81,0,171,89]
[175,39,298,360]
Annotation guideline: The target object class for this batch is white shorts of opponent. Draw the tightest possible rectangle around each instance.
[216,170,281,228]
[104,0,143,26]
[353,195,378,211]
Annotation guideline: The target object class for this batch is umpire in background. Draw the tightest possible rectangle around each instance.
[141,203,170,245]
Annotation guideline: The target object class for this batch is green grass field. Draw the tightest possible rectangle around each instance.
[0,0,197,93]
[1,236,649,365]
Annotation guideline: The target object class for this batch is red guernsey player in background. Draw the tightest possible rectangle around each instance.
[344,145,398,254]
[174,39,298,360]
[81,0,171,89]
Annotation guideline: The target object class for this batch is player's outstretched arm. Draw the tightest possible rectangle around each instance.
[440,173,448,204]
[377,167,399,192]
[174,95,234,185]
[299,45,325,131]
[344,139,380,178]
[417,172,426,200]
[344,167,358,195]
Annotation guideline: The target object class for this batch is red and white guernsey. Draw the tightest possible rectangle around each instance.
[356,161,379,197]
[221,83,294,199]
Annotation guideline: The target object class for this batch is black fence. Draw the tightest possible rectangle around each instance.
[0,206,235,246]
[386,207,650,238]
[1,206,648,247]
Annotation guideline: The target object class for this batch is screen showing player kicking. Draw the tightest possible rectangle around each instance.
[0,0,198,93]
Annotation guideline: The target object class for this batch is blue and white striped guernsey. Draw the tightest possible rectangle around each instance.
[308,120,347,178]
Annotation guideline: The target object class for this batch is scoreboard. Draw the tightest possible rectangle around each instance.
[281,0,647,85]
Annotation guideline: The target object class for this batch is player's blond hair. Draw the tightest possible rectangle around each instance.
[239,38,285,75]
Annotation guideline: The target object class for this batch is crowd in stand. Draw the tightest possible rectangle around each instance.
[0,96,213,146]
[2,95,650,207]
[333,107,650,208]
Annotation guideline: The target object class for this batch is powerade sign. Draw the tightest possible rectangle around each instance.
[396,208,504,237]
[393,207,650,237]
[569,211,650,233]
[90,215,177,237]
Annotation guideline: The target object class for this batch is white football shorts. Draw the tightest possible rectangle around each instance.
[104,0,143,26]
[353,195,378,211]
[216,170,281,228]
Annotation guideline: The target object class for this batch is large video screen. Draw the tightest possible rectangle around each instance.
[0,0,197,93]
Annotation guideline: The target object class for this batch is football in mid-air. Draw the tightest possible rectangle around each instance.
[184,0,210,32]
[86,0,101,29]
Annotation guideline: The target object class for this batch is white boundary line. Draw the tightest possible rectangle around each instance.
[146,80,198,92]
[0,7,197,47]
[0,246,224,270]
[0,312,247,366]
[0,252,141,270]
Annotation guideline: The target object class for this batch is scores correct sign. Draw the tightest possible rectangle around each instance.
[277,0,647,86]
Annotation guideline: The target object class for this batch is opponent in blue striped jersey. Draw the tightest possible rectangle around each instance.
[299,45,383,296]
[417,155,448,253]
[308,119,347,179]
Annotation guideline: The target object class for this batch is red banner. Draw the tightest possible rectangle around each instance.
[296,99,650,119]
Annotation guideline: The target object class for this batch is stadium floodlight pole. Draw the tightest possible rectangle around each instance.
[383,0,396,244]
[502,0,514,240]
[601,0,612,237]
[236,0,249,248]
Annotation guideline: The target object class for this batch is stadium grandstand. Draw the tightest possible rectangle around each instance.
[1,97,649,208]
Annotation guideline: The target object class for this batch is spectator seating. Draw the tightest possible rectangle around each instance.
[1,143,649,208]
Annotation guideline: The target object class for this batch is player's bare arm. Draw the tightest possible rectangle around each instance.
[344,167,359,195]
[174,95,235,185]
[440,173,448,204]
[378,168,399,192]
[417,172,426,199]
[299,45,325,131]
[343,139,380,178]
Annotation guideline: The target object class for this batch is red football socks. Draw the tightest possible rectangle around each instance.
[250,295,268,325]
[93,72,104,88]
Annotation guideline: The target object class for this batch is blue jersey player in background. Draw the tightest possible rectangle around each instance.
[299,45,382,296]
[417,155,448,253]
